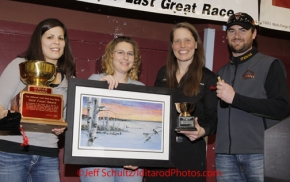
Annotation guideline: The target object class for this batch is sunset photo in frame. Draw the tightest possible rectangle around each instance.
[64,78,177,167]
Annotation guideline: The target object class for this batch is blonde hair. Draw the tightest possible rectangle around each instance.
[101,36,141,80]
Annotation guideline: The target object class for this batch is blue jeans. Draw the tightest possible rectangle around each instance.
[0,151,60,182]
[79,167,143,182]
[215,154,263,182]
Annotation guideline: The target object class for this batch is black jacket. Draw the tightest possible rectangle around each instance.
[146,66,217,182]
[154,66,218,137]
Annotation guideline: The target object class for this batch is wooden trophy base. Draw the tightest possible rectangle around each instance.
[21,118,67,133]
[10,87,66,133]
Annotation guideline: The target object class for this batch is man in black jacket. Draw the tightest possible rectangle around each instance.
[215,12,289,182]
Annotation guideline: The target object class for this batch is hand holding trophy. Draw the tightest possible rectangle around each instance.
[175,102,197,132]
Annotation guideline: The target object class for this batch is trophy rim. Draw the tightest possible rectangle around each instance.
[19,60,55,67]
[19,60,56,86]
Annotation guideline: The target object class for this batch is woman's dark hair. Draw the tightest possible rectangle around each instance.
[166,22,205,96]
[19,18,75,78]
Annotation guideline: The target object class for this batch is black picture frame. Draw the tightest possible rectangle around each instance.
[64,78,177,168]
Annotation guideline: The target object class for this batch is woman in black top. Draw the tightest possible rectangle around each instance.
[146,22,217,182]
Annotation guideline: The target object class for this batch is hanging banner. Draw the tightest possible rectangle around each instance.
[260,0,290,32]
[78,0,258,24]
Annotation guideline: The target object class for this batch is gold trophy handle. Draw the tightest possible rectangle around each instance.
[47,74,56,85]
[175,103,181,113]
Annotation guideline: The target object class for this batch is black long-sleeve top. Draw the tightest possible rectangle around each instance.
[154,66,218,137]
[145,66,218,182]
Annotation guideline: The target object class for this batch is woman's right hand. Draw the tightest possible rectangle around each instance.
[100,75,119,90]
[123,165,138,170]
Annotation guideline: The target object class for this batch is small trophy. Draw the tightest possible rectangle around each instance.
[175,102,197,132]
[10,60,67,132]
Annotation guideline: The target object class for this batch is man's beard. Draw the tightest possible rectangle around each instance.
[228,39,252,54]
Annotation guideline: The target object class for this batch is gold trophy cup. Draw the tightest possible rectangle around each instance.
[10,60,67,132]
[175,102,197,132]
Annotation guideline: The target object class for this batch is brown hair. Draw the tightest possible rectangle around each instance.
[19,18,75,79]
[101,36,141,80]
[166,22,205,96]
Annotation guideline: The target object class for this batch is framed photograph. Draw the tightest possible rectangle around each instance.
[64,78,177,168]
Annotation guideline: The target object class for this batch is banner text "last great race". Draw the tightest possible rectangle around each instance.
[125,0,235,17]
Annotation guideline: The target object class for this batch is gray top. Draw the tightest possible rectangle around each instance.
[89,73,144,86]
[0,58,68,151]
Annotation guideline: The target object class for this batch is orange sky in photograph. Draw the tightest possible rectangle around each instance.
[82,99,163,122]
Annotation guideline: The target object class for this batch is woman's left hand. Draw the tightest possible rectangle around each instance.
[52,127,66,135]
[100,75,119,90]
[52,119,66,135]
[123,165,138,170]
[178,117,205,141]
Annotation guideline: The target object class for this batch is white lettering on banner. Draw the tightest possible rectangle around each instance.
[77,0,258,23]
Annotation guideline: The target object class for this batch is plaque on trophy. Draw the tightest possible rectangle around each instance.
[175,102,197,132]
[10,60,67,132]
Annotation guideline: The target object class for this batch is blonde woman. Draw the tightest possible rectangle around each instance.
[80,36,144,182]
